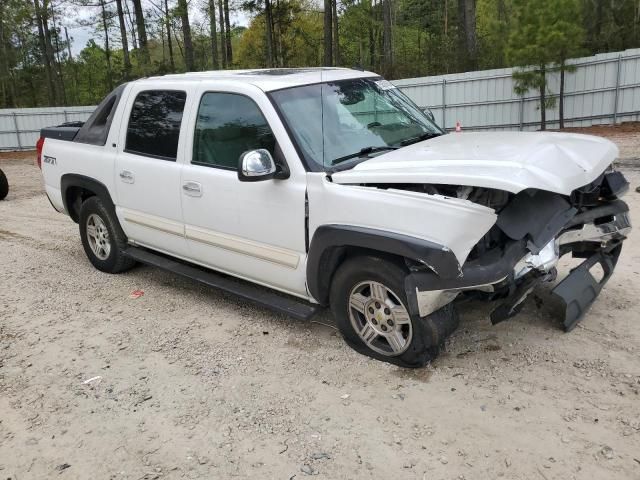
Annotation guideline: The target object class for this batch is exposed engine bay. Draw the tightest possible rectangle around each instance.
[364,168,632,332]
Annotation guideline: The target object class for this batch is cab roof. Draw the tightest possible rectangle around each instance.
[144,67,379,92]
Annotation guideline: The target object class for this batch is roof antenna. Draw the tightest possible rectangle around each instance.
[351,63,364,71]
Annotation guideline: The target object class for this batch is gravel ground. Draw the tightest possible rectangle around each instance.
[1,136,640,479]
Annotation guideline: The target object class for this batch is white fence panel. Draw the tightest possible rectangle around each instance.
[393,48,640,132]
[0,106,95,151]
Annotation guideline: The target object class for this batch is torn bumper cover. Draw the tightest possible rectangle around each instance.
[405,196,631,330]
[553,243,622,332]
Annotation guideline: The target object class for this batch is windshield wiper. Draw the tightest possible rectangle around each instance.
[331,146,397,165]
[399,132,442,146]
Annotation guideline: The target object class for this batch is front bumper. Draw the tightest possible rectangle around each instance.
[405,199,631,329]
[553,243,622,331]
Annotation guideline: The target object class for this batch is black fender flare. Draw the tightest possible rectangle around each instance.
[60,174,116,223]
[306,224,461,305]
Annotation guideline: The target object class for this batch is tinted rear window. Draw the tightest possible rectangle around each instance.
[125,90,187,160]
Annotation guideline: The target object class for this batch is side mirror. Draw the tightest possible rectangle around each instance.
[238,149,277,182]
[423,108,436,123]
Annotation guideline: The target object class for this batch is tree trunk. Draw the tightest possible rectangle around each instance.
[208,0,219,69]
[323,0,332,66]
[332,0,339,66]
[160,17,166,65]
[444,0,448,36]
[65,27,79,104]
[559,60,565,129]
[99,0,114,90]
[464,0,477,68]
[42,0,64,103]
[223,0,232,64]
[164,0,175,70]
[33,0,56,105]
[0,4,17,107]
[124,0,138,50]
[367,0,374,69]
[218,0,227,67]
[275,0,285,66]
[49,5,67,104]
[41,0,62,102]
[115,0,131,77]
[272,0,280,66]
[265,0,274,67]
[131,0,149,67]
[0,4,5,107]
[177,0,194,71]
[382,0,392,76]
[539,64,546,131]
[457,0,477,70]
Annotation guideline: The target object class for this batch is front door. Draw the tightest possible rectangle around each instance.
[180,84,308,297]
[114,85,190,257]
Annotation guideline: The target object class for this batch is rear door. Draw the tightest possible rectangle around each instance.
[114,84,191,257]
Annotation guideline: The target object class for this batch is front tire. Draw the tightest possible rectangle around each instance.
[79,196,135,273]
[330,255,459,368]
[0,168,8,200]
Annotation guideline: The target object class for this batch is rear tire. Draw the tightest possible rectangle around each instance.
[330,255,459,368]
[0,168,8,200]
[79,196,135,273]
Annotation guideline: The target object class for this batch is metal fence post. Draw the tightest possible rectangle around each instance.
[442,78,447,129]
[12,112,22,150]
[613,54,622,125]
[519,96,525,131]
[64,110,69,122]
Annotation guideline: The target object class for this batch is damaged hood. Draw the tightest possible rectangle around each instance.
[331,132,618,195]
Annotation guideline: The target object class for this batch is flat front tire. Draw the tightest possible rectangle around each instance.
[330,255,459,368]
[79,196,135,273]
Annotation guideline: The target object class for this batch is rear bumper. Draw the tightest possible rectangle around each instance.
[405,199,631,328]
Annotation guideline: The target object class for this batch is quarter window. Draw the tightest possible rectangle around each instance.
[125,90,187,160]
[193,93,276,170]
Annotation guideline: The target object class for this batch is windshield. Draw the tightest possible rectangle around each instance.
[269,77,443,171]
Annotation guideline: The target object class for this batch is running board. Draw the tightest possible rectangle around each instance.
[124,247,320,321]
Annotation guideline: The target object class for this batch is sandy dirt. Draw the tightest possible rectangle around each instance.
[560,122,640,162]
[1,142,640,479]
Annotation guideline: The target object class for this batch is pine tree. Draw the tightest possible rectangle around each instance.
[507,0,584,130]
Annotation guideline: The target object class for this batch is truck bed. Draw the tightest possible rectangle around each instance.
[41,122,84,142]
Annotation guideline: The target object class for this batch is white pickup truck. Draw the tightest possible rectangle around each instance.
[39,68,631,367]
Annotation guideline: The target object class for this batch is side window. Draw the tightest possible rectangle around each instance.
[193,92,276,170]
[125,90,187,160]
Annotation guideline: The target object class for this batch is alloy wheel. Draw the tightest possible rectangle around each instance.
[348,281,413,356]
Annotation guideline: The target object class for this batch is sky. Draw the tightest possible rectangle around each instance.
[62,2,250,56]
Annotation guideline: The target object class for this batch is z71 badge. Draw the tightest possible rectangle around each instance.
[43,156,57,165]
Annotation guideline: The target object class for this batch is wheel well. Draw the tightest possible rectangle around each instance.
[307,225,460,306]
[61,175,116,224]
[314,246,407,306]
[65,186,96,223]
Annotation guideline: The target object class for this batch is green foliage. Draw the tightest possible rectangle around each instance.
[237,1,323,68]
[0,0,637,108]
[506,0,585,127]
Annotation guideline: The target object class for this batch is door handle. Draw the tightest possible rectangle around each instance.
[182,181,202,197]
[119,170,134,183]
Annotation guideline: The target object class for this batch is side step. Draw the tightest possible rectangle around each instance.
[124,247,320,321]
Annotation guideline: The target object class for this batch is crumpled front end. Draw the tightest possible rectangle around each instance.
[405,169,631,331]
